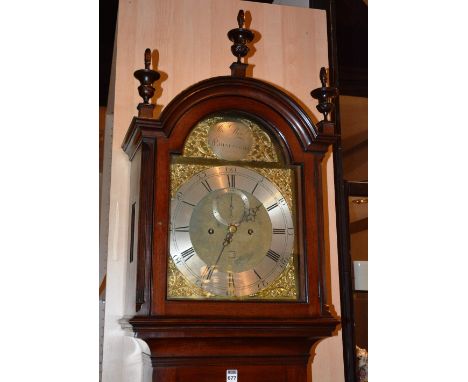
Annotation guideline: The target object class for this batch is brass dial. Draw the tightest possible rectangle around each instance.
[169,166,295,297]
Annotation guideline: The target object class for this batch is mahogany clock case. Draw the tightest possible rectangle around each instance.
[122,75,338,323]
[116,2,341,379]
[120,63,341,382]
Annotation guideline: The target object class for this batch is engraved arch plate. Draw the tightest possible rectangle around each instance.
[183,113,280,163]
[207,120,254,161]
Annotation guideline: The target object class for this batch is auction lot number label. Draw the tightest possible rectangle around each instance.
[226,369,238,382]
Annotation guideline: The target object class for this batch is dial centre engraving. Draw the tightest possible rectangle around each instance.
[189,188,272,274]
[207,120,253,161]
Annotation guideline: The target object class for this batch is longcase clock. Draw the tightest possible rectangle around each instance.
[121,10,340,382]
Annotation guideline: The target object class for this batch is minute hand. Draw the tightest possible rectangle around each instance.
[213,230,234,267]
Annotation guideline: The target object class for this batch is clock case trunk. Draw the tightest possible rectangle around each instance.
[121,75,339,381]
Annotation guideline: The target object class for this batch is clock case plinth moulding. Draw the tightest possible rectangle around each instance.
[121,13,340,382]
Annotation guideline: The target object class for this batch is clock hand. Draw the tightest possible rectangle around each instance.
[213,226,236,267]
[242,204,262,223]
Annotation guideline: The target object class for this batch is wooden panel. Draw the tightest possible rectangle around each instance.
[153,364,306,382]
[147,335,311,382]
[113,0,328,152]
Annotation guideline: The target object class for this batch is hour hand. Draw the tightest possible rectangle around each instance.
[242,204,262,223]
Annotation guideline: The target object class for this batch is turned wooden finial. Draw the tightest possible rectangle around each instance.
[311,67,339,124]
[319,67,327,88]
[237,9,245,29]
[144,48,151,70]
[227,10,255,77]
[133,48,161,117]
